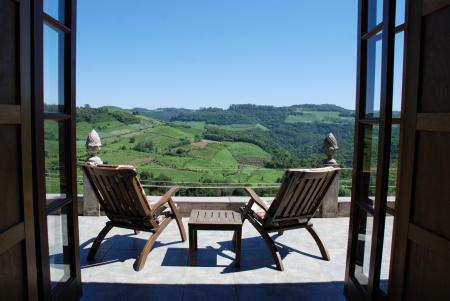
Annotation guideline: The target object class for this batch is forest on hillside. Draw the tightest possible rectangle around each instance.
[43,104,399,197]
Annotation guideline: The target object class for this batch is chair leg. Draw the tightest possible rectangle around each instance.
[134,230,140,235]
[168,199,187,241]
[175,214,187,242]
[87,223,113,261]
[278,231,284,236]
[234,228,242,268]
[247,217,284,271]
[133,218,171,271]
[306,225,330,261]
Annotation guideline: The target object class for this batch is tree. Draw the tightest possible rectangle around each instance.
[139,171,153,181]
[133,141,154,152]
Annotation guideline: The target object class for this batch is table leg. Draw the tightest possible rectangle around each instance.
[235,228,242,268]
[194,230,198,250]
[189,227,196,266]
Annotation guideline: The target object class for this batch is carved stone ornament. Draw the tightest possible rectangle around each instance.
[86,129,102,164]
[323,132,339,165]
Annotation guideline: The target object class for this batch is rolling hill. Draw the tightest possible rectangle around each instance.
[44,103,396,197]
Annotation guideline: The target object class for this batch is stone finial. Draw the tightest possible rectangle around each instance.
[86,129,103,164]
[323,132,339,165]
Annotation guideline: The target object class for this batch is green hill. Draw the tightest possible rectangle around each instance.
[44,103,394,197]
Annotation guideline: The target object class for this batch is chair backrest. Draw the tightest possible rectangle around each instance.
[81,163,154,227]
[267,166,340,224]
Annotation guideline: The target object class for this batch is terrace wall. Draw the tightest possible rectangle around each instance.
[53,195,395,218]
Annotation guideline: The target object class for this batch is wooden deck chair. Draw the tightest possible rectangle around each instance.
[240,166,340,271]
[81,163,186,271]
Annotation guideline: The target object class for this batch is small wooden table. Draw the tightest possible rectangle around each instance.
[188,209,243,267]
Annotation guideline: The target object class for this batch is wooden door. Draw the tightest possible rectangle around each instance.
[0,0,39,300]
[389,0,450,300]
[344,0,406,299]
[32,0,82,299]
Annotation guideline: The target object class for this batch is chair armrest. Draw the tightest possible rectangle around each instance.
[244,187,269,211]
[151,186,180,213]
[241,187,270,218]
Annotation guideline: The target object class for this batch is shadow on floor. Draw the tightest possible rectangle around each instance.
[165,234,324,272]
[77,232,325,272]
[81,281,346,301]
[77,232,184,269]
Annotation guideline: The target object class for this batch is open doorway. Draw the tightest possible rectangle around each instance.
[46,0,405,300]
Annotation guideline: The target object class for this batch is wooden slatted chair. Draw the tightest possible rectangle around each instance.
[81,163,187,271]
[240,166,340,271]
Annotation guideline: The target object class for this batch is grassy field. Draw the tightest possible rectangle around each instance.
[59,108,283,196]
[44,105,365,197]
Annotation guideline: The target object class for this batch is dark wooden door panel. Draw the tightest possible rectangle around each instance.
[0,125,22,233]
[390,1,450,300]
[419,6,450,112]
[413,131,450,240]
[0,0,38,300]
[0,243,27,301]
[0,0,19,105]
[404,242,450,300]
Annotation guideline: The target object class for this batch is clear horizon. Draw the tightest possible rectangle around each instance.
[75,1,359,110]
[80,102,355,111]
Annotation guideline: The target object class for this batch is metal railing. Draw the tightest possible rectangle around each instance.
[45,167,398,197]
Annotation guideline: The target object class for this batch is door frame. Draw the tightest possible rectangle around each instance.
[344,0,405,299]
[31,0,81,299]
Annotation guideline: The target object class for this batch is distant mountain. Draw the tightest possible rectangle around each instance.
[132,104,356,167]
[130,107,193,121]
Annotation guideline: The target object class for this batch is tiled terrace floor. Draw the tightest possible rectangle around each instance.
[78,216,350,301]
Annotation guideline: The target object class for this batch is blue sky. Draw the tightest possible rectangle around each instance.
[75,1,358,110]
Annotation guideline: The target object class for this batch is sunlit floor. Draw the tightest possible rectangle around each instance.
[68,216,357,301]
